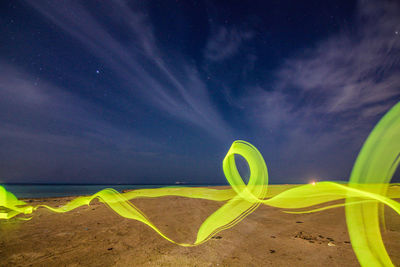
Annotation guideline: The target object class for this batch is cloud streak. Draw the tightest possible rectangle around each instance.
[242,0,400,181]
[1,0,398,184]
[0,63,165,182]
[25,0,231,140]
[276,0,400,117]
[204,26,254,62]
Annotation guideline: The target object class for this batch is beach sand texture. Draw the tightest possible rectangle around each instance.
[1,192,399,266]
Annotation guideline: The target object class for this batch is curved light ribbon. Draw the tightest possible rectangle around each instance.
[346,101,400,267]
[1,102,399,266]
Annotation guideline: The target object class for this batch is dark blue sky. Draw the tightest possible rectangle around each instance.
[0,0,399,184]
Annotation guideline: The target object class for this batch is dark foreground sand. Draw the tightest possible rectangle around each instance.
[1,188,399,266]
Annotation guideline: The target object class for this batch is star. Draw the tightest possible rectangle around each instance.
[96,70,100,74]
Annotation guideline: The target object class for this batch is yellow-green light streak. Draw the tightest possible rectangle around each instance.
[1,102,400,266]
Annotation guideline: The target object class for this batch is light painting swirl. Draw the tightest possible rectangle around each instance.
[1,102,400,266]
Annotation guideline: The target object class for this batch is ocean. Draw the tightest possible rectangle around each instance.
[0,184,216,199]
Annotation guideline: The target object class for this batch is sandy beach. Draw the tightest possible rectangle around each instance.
[1,188,399,267]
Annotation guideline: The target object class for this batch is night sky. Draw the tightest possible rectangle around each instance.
[1,0,399,184]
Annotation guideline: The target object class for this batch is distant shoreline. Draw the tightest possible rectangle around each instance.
[4,183,399,200]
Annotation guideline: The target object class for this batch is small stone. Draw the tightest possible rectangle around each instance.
[107,247,113,250]
[269,249,276,253]
[344,241,351,244]
[212,236,222,239]
[296,221,303,223]
[327,242,336,247]
[270,235,276,238]
[327,237,334,241]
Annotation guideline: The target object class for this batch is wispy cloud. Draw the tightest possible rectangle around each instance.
[275,0,400,117]
[242,0,400,181]
[0,63,164,182]
[204,26,254,62]
[25,0,231,140]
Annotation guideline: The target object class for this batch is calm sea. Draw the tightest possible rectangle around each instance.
[0,184,216,199]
